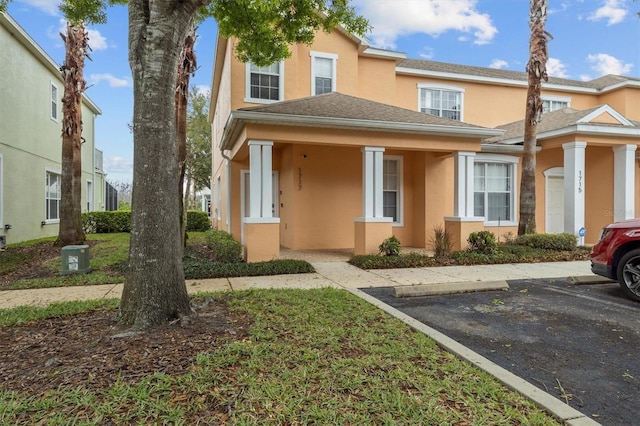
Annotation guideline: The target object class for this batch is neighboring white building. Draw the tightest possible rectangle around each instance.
[0,12,105,245]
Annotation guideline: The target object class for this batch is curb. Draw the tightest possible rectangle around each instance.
[347,287,601,426]
[568,275,615,285]
[393,280,509,297]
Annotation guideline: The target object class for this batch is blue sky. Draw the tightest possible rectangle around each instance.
[5,0,639,184]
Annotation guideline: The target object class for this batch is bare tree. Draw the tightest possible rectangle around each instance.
[518,0,550,236]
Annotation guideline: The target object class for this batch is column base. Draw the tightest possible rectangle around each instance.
[444,216,485,252]
[354,217,393,255]
[244,218,280,263]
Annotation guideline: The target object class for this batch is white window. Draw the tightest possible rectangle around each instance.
[418,84,464,121]
[86,180,93,211]
[473,155,518,225]
[46,170,61,221]
[51,82,59,121]
[245,62,283,103]
[542,95,571,113]
[383,156,403,226]
[310,51,337,95]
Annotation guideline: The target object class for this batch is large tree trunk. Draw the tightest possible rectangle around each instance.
[119,1,206,328]
[56,22,88,247]
[518,0,549,236]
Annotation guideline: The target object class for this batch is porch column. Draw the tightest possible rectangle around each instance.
[445,151,484,251]
[563,142,586,236]
[355,147,392,255]
[453,151,476,217]
[245,140,280,262]
[613,145,637,222]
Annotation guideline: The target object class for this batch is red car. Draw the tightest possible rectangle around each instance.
[591,218,640,302]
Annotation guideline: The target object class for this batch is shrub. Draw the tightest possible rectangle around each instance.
[350,252,437,269]
[186,211,211,232]
[203,230,243,263]
[431,225,452,259]
[515,233,577,251]
[467,231,497,254]
[82,211,131,233]
[379,236,401,257]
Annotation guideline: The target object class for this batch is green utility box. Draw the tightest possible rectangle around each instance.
[61,245,91,274]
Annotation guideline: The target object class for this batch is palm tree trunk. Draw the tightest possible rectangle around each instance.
[518,0,550,236]
[56,22,88,247]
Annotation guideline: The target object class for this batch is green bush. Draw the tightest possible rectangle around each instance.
[379,236,401,257]
[467,231,497,254]
[349,252,437,269]
[184,258,314,279]
[186,211,211,232]
[82,210,211,234]
[203,230,243,263]
[82,211,131,233]
[515,233,577,251]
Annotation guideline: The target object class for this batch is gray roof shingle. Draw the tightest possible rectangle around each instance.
[240,92,484,128]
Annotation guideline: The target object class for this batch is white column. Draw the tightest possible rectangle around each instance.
[613,145,636,222]
[362,147,385,219]
[453,152,476,217]
[248,140,274,218]
[563,142,587,236]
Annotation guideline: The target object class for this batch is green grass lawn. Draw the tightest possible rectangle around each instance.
[0,289,561,425]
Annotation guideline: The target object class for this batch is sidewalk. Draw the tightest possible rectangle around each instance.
[0,260,596,309]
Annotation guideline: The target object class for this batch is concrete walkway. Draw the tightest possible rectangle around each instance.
[0,260,595,309]
[0,260,603,425]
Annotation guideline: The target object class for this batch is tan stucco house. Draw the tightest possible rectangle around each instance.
[209,28,640,262]
[0,12,106,245]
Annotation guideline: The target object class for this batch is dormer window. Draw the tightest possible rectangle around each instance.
[542,95,571,113]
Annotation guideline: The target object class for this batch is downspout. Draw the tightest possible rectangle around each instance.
[221,149,232,232]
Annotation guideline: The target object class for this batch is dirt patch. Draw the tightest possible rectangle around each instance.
[0,296,251,393]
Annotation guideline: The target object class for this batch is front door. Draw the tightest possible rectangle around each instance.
[546,175,564,233]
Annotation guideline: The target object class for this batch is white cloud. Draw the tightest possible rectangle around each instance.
[586,53,633,76]
[489,59,508,69]
[419,47,435,60]
[86,28,108,51]
[193,85,211,98]
[353,0,497,49]
[89,73,132,88]
[17,0,59,15]
[104,156,133,174]
[546,57,568,78]
[587,0,628,25]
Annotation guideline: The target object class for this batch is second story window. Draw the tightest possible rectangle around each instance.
[542,96,570,113]
[51,83,59,121]
[418,84,464,121]
[246,62,283,103]
[310,51,337,95]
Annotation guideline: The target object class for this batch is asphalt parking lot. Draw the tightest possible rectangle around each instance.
[363,278,640,426]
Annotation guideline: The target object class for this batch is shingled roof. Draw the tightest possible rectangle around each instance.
[239,92,484,128]
[484,105,640,144]
[398,58,640,90]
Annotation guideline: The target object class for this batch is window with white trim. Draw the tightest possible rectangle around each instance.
[46,171,61,221]
[418,84,464,121]
[245,62,283,102]
[383,156,403,225]
[473,155,518,224]
[51,82,59,121]
[310,51,337,95]
[86,180,93,211]
[542,95,570,113]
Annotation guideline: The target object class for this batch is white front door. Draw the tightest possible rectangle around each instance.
[546,175,564,233]
[241,170,279,244]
